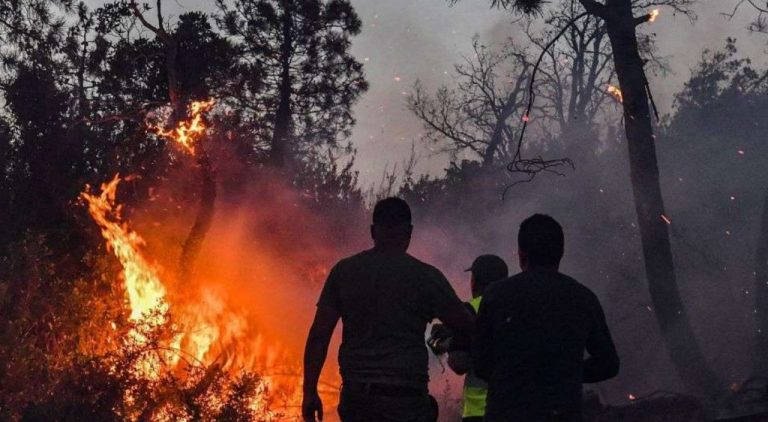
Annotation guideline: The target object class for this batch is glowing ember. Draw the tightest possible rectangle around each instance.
[607,85,624,103]
[152,99,215,154]
[660,214,672,225]
[648,9,660,23]
[629,393,637,401]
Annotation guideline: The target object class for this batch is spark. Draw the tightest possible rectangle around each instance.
[629,393,637,401]
[738,150,745,155]
[660,214,672,225]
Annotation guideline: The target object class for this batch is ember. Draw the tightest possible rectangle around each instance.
[607,85,624,103]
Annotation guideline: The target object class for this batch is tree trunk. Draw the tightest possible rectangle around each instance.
[601,0,722,396]
[269,0,294,168]
[754,188,768,374]
[177,148,216,283]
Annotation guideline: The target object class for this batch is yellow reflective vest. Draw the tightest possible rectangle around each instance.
[463,296,487,418]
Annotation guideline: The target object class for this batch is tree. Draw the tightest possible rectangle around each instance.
[408,38,533,167]
[660,38,768,379]
[215,0,369,168]
[457,0,723,396]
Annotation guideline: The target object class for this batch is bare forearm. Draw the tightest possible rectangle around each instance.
[303,335,330,394]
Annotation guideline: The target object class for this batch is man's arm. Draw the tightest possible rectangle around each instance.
[427,268,475,351]
[302,305,340,421]
[583,295,620,383]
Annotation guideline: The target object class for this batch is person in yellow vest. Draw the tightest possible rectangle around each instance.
[430,254,508,422]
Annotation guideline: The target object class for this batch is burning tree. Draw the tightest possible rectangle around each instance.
[452,0,724,396]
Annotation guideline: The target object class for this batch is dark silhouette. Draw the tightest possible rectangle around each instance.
[302,198,474,422]
[443,254,509,422]
[474,214,619,421]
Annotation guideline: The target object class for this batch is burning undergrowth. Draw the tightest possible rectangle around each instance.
[4,99,368,421]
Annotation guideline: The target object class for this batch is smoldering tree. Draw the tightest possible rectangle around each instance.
[452,0,723,396]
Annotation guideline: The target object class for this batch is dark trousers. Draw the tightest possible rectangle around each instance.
[338,382,437,422]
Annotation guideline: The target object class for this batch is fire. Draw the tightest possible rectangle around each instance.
[648,9,660,23]
[152,99,215,154]
[78,98,337,419]
[81,175,169,328]
[607,85,623,103]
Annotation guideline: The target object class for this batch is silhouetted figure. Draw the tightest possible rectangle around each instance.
[474,214,619,422]
[302,198,474,422]
[439,254,509,422]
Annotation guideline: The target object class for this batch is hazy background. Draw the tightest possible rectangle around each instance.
[84,0,767,185]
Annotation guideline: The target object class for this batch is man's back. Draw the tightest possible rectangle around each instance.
[474,269,619,420]
[318,249,464,388]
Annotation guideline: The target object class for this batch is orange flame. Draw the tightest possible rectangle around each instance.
[648,9,660,23]
[81,176,312,418]
[607,85,624,103]
[152,99,215,155]
[81,175,169,326]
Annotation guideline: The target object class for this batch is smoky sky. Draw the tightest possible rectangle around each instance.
[85,0,766,185]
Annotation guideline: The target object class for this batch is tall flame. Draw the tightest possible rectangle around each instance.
[81,175,168,326]
[152,99,215,154]
[607,85,624,103]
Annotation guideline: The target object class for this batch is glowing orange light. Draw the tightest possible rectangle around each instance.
[152,99,215,155]
[607,85,624,103]
[649,9,660,23]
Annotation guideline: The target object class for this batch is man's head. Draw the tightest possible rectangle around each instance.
[466,254,509,297]
[371,197,412,252]
[518,214,564,271]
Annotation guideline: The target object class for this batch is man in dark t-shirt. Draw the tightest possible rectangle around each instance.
[302,198,474,422]
[474,214,619,422]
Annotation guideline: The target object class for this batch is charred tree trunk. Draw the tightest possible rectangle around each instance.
[269,0,294,168]
[177,148,216,283]
[130,1,216,283]
[584,0,723,396]
[754,189,768,374]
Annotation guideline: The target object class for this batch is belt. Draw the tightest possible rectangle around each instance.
[344,381,425,397]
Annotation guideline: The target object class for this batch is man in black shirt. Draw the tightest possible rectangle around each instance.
[302,198,474,422]
[474,214,619,422]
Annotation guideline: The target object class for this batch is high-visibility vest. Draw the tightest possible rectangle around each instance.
[463,296,487,418]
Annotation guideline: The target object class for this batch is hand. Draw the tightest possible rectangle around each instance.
[430,323,453,340]
[302,390,323,422]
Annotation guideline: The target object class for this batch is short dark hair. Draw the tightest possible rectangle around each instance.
[518,214,564,267]
[373,197,412,225]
